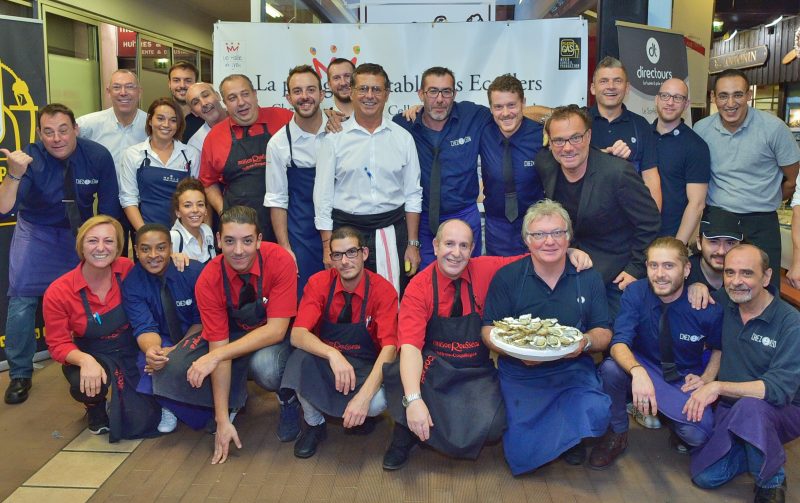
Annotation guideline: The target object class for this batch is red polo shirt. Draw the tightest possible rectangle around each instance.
[398,256,521,350]
[195,242,297,342]
[199,107,293,188]
[294,268,398,349]
[43,258,134,364]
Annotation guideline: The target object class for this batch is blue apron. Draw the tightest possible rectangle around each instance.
[8,216,78,296]
[285,123,323,297]
[136,149,191,227]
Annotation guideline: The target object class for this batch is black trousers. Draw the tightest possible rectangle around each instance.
[62,363,109,405]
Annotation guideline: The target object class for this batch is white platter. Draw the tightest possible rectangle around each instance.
[490,327,580,362]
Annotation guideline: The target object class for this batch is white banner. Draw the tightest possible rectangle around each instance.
[214,19,588,115]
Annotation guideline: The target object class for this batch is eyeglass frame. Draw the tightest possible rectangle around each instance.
[355,85,386,96]
[525,229,569,241]
[657,92,688,104]
[423,87,455,99]
[549,129,590,148]
[329,246,365,261]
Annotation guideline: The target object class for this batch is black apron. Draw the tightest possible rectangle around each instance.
[221,124,275,242]
[152,253,268,409]
[74,274,161,442]
[281,274,378,416]
[384,272,506,459]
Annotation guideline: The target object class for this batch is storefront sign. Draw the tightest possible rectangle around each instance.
[709,45,768,73]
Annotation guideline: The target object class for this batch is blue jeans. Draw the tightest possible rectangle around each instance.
[693,438,786,489]
[4,296,39,378]
[248,340,292,392]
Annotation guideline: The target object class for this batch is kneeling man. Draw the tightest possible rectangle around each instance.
[592,237,723,470]
[687,244,800,503]
[282,226,399,458]
[482,199,611,475]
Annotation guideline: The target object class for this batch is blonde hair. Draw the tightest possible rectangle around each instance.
[646,236,689,266]
[75,215,125,261]
[521,199,572,243]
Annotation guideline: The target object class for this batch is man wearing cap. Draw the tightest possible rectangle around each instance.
[590,237,723,469]
[687,207,743,293]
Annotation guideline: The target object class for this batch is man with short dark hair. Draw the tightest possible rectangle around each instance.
[687,244,800,503]
[199,74,293,242]
[314,63,422,294]
[282,226,398,458]
[652,78,709,242]
[168,61,204,142]
[326,58,355,118]
[687,207,743,292]
[185,82,227,155]
[0,103,121,404]
[694,69,800,290]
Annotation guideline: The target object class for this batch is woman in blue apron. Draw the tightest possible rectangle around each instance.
[43,215,161,442]
[282,274,377,415]
[283,123,323,296]
[170,177,216,264]
[384,271,506,459]
[118,98,199,230]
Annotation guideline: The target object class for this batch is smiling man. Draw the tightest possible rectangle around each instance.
[167,62,205,143]
[199,74,293,242]
[694,69,799,291]
[0,103,121,404]
[185,82,227,156]
[326,58,355,118]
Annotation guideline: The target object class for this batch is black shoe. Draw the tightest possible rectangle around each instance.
[4,377,32,404]
[345,416,377,436]
[87,403,109,435]
[754,480,786,503]
[562,442,587,466]
[668,431,690,455]
[382,425,417,471]
[294,422,327,459]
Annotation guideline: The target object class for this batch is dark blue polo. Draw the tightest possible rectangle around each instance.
[479,118,545,255]
[8,137,121,225]
[686,254,716,292]
[612,278,722,376]
[122,260,203,343]
[589,104,657,174]
[393,101,492,214]
[719,288,800,407]
[652,121,711,236]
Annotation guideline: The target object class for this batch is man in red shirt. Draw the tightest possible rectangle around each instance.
[199,74,293,242]
[281,226,398,458]
[159,206,298,464]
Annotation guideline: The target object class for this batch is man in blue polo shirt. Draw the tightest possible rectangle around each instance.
[479,74,545,256]
[590,56,662,210]
[590,237,723,469]
[652,78,710,242]
[122,223,207,433]
[0,103,121,405]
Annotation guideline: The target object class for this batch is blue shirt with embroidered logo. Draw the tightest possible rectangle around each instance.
[393,101,492,214]
[612,278,722,376]
[7,137,121,225]
[479,117,545,255]
[589,104,657,174]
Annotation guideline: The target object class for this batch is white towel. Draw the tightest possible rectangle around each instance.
[374,224,400,294]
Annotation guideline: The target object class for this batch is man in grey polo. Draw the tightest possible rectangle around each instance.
[694,69,799,289]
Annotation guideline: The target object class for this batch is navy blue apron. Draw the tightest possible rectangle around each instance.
[73,273,161,442]
[136,148,191,227]
[221,125,275,242]
[384,272,505,459]
[282,274,377,416]
[152,252,267,409]
[285,123,324,297]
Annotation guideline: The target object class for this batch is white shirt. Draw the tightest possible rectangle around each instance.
[77,108,148,169]
[170,219,216,263]
[187,122,211,156]
[264,117,327,209]
[313,116,422,231]
[118,139,200,208]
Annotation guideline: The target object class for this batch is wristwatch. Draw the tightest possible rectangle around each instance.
[402,392,422,408]
[582,335,593,352]
[408,240,421,248]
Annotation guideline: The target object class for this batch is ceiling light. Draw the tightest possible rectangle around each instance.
[265,3,284,18]
[712,20,724,32]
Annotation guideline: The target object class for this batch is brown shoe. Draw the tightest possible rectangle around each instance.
[588,430,628,470]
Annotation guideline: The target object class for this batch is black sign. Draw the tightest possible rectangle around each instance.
[558,38,581,70]
[618,25,689,95]
[709,45,769,74]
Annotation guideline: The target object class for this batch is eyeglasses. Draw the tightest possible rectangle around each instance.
[110,84,138,93]
[526,229,568,241]
[424,88,455,99]
[330,247,363,261]
[715,91,747,102]
[356,85,385,96]
[549,129,589,147]
[657,92,687,104]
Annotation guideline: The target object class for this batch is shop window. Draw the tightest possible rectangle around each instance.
[0,0,32,18]
[200,52,213,83]
[45,12,100,117]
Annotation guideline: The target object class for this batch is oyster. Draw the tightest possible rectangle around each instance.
[491,315,584,351]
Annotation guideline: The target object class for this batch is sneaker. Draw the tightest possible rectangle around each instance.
[588,430,628,470]
[626,402,662,429]
[276,396,301,442]
[754,480,786,503]
[158,407,178,433]
[668,431,690,455]
[87,403,110,435]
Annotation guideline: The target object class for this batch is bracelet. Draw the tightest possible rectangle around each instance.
[5,172,21,182]
[408,240,421,248]
[629,364,643,374]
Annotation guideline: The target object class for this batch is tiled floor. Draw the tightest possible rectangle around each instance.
[2,360,799,502]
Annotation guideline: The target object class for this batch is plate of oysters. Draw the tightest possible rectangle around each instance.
[491,315,584,362]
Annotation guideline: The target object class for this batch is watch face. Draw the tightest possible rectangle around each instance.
[402,396,409,407]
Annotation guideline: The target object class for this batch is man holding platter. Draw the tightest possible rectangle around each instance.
[482,199,612,476]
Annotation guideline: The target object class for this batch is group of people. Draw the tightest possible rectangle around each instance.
[1,54,799,503]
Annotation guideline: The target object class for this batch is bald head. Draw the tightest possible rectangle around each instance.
[186,82,226,126]
[655,78,689,126]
